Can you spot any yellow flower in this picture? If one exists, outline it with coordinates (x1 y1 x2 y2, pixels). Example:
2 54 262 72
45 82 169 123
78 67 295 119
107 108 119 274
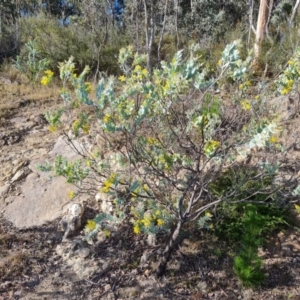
41 70 54 86
294 204 300 214
103 229 111 237
49 125 56 132
205 211 212 218
286 79 294 87
103 114 111 123
204 140 220 156
84 82 92 93
141 68 148 77
82 124 90 135
269 136 278 143
100 173 117 193
281 88 290 95
163 81 170 92
157 219 164 226
86 159 91 167
133 224 141 234
119 75 126 82
134 65 142 73
85 219 97 232
288 60 294 65
241 100 251 111
101 181 112 193
44 70 54 77
245 80 252 87
155 209 161 216
147 137 158 145
68 191 75 199
41 76 51 86
255 95 260 100
142 217 151 228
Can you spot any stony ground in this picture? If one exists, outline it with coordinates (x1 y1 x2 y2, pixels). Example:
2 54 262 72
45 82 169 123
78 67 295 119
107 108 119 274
1 75 300 299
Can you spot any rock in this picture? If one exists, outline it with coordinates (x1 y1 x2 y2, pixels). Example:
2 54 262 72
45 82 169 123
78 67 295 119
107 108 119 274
48 135 84 160
97 231 107 243
0 184 10 198
2 172 76 228
61 203 85 240
268 95 300 121
30 114 48 125
1 135 85 228
78 248 90 258
147 233 157 246
10 167 31 183
56 238 102 280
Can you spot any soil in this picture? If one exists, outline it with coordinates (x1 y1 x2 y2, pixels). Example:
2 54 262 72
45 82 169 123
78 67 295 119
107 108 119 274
1 76 300 300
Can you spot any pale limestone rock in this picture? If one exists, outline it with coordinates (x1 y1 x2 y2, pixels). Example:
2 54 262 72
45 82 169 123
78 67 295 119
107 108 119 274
10 167 30 183
61 203 85 240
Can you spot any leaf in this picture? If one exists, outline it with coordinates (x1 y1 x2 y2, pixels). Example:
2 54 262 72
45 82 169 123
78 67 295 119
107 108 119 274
130 181 140 192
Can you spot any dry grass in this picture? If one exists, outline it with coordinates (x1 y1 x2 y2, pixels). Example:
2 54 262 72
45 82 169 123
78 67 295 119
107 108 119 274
0 73 61 120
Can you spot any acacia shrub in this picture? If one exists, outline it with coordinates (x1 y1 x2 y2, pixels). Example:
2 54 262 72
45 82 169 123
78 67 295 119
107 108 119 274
39 41 296 277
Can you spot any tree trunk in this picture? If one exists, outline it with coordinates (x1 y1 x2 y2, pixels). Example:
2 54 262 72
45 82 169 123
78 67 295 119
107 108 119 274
254 0 270 59
289 0 300 27
247 0 254 50
156 219 184 277
157 0 169 64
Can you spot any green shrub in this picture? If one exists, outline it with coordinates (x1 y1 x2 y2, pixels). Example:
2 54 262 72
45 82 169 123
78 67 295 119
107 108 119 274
212 167 290 287
37 41 294 278
13 39 50 84
19 15 128 76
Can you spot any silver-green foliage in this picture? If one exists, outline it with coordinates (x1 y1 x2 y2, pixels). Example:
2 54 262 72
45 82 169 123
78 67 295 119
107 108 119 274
42 41 286 275
13 39 49 83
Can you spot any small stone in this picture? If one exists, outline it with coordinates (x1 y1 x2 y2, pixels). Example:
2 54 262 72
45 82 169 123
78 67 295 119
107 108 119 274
293 257 298 263
78 248 90 258
104 284 111 291
147 233 157 246
97 231 107 243
14 290 22 297
282 246 293 256
102 262 109 271
10 169 28 183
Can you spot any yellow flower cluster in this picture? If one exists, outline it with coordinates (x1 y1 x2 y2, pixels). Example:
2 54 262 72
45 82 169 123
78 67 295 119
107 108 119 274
269 136 278 143
239 80 252 91
84 82 92 93
204 140 220 156
85 219 97 232
132 208 165 234
103 114 111 124
240 100 251 111
101 173 117 193
119 75 126 82
82 123 90 135
295 204 300 214
49 125 56 132
281 79 294 95
147 137 159 145
278 52 300 95
41 70 54 86
69 190 75 199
